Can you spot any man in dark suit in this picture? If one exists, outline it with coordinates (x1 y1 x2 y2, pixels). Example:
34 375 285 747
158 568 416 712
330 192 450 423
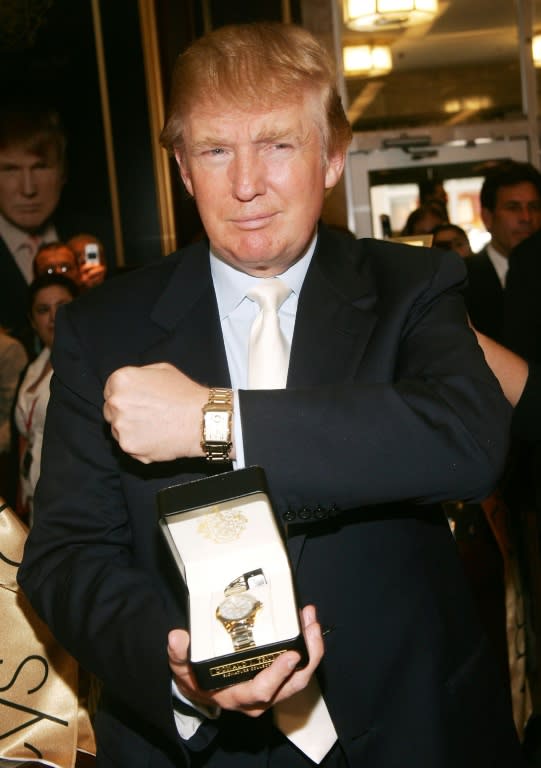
463 162 541 740
19 22 523 768
464 160 541 342
505 228 541 762
505 227 541 362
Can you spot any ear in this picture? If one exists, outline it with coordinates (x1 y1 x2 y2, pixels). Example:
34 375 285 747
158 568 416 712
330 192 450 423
324 150 346 191
480 206 492 232
174 148 194 197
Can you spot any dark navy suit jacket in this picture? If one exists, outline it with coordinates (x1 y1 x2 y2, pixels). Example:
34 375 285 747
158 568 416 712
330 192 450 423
464 247 505 342
19 225 523 767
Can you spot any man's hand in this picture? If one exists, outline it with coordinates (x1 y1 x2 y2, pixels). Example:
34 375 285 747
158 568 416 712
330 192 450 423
167 605 324 717
79 262 107 289
103 363 209 463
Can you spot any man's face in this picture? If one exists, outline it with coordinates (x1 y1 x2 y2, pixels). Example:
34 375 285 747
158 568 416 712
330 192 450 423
0 145 64 233
481 181 541 257
175 98 345 276
34 246 80 283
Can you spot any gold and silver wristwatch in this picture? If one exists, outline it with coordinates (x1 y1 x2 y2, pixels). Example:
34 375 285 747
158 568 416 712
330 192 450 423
215 570 266 652
201 387 233 462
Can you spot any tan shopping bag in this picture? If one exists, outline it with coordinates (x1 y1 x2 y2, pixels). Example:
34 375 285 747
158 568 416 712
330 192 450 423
0 500 96 767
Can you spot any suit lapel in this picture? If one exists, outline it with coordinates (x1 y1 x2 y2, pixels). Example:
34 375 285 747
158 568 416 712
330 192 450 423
136 229 377 390
139 242 231 388
288 226 377 388
286 227 378 568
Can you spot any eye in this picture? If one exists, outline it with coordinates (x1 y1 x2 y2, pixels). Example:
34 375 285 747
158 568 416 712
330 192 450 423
207 147 226 156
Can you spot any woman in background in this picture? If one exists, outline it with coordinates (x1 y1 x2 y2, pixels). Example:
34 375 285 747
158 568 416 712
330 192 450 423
15 273 78 521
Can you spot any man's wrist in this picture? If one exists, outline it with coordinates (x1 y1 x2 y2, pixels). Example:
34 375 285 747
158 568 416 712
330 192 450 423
200 387 233 462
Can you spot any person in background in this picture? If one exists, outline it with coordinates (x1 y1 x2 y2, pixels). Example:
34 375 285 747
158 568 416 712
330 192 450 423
464 160 541 343
15 273 77 522
474 330 532 413
504 224 541 766
67 233 107 289
400 201 448 236
0 328 27 506
418 177 449 219
432 223 473 258
33 241 80 283
505 227 541 363
473 330 541 766
19 21 522 768
0 106 67 354
459 161 541 751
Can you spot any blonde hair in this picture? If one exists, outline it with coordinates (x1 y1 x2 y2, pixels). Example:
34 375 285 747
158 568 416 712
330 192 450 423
160 22 352 160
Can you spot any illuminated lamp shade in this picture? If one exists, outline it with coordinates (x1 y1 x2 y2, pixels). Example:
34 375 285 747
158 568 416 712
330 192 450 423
344 0 438 30
533 34 541 67
343 45 392 75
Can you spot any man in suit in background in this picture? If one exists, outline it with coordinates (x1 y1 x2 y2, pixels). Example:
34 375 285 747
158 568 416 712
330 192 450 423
19 22 523 767
0 108 108 356
504 228 541 763
464 160 541 342
0 106 68 353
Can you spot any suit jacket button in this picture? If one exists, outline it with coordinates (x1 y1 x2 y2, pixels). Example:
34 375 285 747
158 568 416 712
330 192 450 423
299 506 312 520
283 509 296 522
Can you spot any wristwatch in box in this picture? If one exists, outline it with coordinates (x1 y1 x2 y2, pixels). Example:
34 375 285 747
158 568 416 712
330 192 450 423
201 387 233 462
216 592 262 651
216 569 266 651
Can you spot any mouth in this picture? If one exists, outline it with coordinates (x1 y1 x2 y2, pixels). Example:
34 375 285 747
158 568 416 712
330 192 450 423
231 213 276 230
16 205 42 213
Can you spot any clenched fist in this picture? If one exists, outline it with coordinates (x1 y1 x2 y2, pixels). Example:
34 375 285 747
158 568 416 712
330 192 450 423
103 363 210 463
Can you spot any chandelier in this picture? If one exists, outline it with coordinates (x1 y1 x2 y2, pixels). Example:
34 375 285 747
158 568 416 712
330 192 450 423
343 44 392 76
344 0 439 31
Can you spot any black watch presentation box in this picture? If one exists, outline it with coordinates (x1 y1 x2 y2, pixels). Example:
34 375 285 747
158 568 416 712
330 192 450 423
157 466 308 690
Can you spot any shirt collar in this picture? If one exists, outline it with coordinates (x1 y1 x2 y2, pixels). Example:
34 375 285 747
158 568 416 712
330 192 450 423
486 242 508 286
0 213 58 255
210 232 317 321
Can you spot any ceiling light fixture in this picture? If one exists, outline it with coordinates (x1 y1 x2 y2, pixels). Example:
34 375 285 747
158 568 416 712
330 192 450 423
343 44 393 75
533 33 541 67
344 0 438 31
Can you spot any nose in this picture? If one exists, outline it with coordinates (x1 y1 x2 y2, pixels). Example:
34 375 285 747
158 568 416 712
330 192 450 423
229 149 265 201
21 167 37 197
519 204 535 224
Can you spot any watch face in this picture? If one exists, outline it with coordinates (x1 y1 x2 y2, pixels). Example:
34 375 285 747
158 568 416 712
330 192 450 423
218 593 258 621
204 411 229 442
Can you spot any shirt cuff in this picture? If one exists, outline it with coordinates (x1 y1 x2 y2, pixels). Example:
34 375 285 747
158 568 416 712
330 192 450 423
171 678 220 740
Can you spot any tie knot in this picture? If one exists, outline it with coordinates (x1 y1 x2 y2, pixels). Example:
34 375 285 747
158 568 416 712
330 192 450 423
247 278 291 312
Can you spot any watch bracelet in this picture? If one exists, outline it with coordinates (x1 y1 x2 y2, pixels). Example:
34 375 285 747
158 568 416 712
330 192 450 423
230 622 257 650
201 387 233 462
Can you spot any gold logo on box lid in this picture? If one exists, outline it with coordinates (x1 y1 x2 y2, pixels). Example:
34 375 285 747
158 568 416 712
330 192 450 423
198 505 248 543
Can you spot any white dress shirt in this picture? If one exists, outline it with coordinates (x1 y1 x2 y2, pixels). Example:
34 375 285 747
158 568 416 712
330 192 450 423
172 233 316 738
0 213 58 283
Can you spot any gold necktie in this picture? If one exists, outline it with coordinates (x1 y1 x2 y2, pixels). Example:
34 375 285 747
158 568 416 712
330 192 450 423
246 280 338 762
247 279 291 389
